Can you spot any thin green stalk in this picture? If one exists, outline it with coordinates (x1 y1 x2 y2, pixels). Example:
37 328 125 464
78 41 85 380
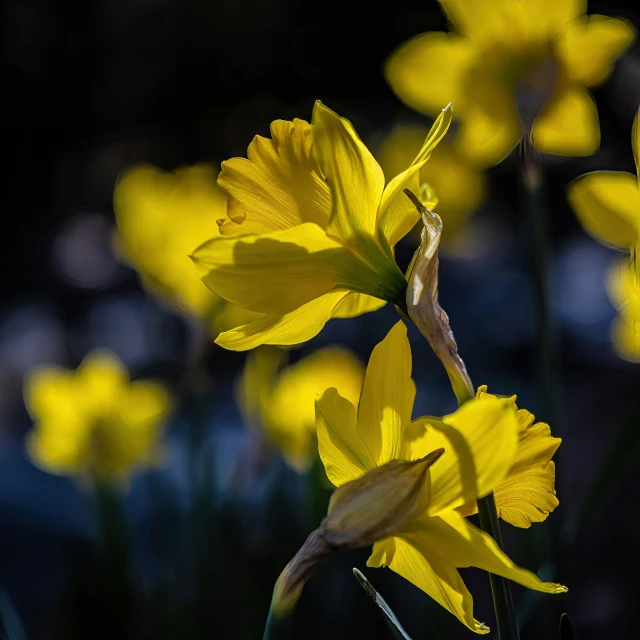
262 607 295 640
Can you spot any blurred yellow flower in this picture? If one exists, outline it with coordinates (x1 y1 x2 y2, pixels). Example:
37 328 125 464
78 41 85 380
386 0 635 166
190 102 452 351
568 107 640 361
607 259 640 361
456 386 561 528
113 163 259 336
316 321 566 634
239 346 364 472
24 351 172 484
377 123 487 244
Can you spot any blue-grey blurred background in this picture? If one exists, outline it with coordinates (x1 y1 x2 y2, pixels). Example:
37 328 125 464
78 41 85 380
3 0 640 638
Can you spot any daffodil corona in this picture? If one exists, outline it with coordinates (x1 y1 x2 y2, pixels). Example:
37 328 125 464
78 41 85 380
386 0 635 166
191 101 452 350
24 351 172 485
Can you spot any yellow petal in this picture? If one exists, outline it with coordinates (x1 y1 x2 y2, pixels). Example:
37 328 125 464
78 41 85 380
191 223 369 315
406 396 519 515
316 387 376 486
330 293 386 319
567 171 640 249
612 310 640 362
311 102 385 243
509 413 561 476
533 83 600 156
217 119 331 235
378 105 453 248
493 463 559 528
405 511 567 594
607 258 640 311
266 347 364 473
77 351 129 414
385 32 474 117
24 366 78 423
215 290 351 351
356 321 415 465
368 537 489 634
556 15 635 87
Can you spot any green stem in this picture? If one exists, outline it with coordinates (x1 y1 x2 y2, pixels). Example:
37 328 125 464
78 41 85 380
477 495 520 640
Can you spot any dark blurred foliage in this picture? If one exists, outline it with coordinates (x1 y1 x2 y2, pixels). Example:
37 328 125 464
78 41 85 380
3 1 640 639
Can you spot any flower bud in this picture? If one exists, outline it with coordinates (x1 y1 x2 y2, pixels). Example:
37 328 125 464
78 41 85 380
404 190 474 404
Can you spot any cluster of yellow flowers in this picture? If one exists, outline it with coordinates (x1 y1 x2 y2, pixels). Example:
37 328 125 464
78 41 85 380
21 0 639 635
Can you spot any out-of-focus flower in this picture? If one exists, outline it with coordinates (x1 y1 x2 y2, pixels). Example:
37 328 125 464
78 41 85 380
190 102 452 351
24 351 172 485
239 346 364 472
386 0 635 166
113 164 260 336
314 321 566 633
456 386 561 528
377 123 487 245
568 107 640 360
607 259 640 361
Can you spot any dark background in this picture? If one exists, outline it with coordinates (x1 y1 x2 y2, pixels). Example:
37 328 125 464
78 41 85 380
3 0 640 638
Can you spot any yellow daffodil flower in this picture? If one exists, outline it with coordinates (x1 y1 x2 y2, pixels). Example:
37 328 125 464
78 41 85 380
190 101 452 351
114 164 260 335
607 259 640 361
456 386 560 528
316 321 566 634
568 107 640 360
24 351 172 484
239 346 364 472
386 0 635 166
377 122 487 245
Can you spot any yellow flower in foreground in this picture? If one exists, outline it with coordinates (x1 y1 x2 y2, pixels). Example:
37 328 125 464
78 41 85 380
456 386 560 528
114 164 259 335
377 123 486 244
316 322 566 633
239 346 364 472
386 0 634 166
24 351 172 484
190 101 452 351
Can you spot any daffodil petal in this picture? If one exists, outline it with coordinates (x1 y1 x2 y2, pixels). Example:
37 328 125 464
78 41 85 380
633 108 640 181
217 119 331 235
509 414 561 476
378 105 453 247
24 367 80 425
385 32 474 117
612 310 640 362
492 463 559 528
192 223 370 315
533 83 600 156
356 321 415 466
330 293 386 319
368 537 489 634
406 396 519 515
317 387 376 485
215 290 350 351
312 101 386 243
403 511 567 594
556 15 635 87
567 171 640 249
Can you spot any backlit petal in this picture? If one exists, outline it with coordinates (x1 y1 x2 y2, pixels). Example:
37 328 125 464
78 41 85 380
356 321 415 465
378 105 453 248
406 396 519 515
317 387 376 486
556 15 635 87
633 108 640 180
215 290 350 351
385 32 475 117
330 293 386 319
192 223 369 315
217 119 331 235
368 536 489 634
533 83 600 156
567 171 640 249
312 102 386 243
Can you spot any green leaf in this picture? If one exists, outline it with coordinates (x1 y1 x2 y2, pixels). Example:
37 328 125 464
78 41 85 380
352 568 413 640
